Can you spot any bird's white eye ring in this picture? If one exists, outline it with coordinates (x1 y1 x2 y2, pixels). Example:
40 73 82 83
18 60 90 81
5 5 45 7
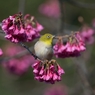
47 35 50 38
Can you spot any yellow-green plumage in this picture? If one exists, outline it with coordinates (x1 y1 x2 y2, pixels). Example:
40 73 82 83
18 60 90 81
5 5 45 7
34 33 54 60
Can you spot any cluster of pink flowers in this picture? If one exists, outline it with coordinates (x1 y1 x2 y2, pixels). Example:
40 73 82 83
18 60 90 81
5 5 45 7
2 44 35 75
1 13 43 43
39 0 60 18
1 12 88 84
32 60 65 84
80 27 94 44
53 32 86 58
3 56 32 75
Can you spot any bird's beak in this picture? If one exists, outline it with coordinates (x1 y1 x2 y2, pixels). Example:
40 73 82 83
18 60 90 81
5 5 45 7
52 35 55 39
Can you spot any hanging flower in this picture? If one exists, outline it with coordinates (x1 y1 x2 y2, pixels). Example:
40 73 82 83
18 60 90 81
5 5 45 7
1 13 44 43
24 14 44 41
53 32 86 58
2 13 27 43
32 60 65 84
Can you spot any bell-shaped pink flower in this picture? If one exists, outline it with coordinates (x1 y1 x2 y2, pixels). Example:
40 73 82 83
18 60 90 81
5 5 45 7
32 60 65 84
57 64 65 75
2 13 27 43
53 32 86 58
1 13 44 43
24 15 43 42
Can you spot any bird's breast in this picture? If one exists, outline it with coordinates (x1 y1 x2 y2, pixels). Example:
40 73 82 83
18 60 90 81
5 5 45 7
34 41 53 60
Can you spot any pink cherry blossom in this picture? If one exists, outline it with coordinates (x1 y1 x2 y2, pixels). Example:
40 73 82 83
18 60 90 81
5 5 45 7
53 32 86 58
39 0 60 18
32 60 65 84
24 15 44 42
2 13 27 43
57 64 65 75
1 13 43 43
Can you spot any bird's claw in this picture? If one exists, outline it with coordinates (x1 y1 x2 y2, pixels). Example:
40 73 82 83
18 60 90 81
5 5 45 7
49 59 56 64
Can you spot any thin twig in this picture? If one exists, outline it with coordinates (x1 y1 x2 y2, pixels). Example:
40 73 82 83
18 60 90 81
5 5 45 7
0 23 2 27
59 0 65 34
0 30 6 40
0 46 34 62
19 42 39 60
18 0 26 14
0 30 5 34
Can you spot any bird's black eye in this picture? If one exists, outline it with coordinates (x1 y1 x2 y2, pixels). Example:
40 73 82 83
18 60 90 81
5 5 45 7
47 35 50 38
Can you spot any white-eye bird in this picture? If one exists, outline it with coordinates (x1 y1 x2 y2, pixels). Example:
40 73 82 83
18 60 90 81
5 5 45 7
34 33 54 60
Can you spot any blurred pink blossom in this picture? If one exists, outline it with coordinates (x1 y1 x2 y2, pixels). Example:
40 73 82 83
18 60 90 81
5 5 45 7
2 44 35 75
80 27 94 44
39 0 60 18
53 32 86 58
1 13 43 43
44 84 68 95
0 49 3 56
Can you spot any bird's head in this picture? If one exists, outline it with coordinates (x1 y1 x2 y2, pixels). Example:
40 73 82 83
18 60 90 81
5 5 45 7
39 33 55 46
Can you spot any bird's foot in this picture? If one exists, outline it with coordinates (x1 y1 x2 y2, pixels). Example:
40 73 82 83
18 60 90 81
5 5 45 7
42 59 57 65
48 59 56 64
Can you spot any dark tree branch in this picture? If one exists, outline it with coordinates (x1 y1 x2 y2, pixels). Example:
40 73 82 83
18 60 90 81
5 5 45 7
19 42 39 60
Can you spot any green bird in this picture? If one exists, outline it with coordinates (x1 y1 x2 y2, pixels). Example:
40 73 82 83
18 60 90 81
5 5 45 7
34 33 55 60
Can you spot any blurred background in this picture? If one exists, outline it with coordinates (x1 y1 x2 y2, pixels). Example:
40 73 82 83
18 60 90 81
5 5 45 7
0 0 95 95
